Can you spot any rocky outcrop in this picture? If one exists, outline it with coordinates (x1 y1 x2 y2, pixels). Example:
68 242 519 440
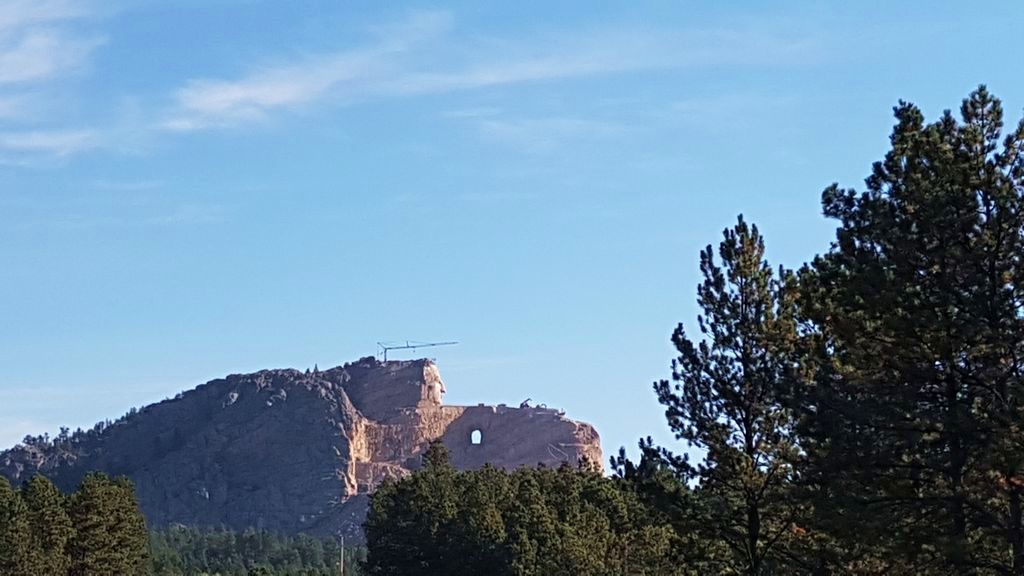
0 357 602 540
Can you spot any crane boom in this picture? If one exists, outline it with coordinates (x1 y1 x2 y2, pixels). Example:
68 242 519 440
376 340 458 362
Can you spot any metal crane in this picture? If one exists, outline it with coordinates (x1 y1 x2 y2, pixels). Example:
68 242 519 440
376 340 458 362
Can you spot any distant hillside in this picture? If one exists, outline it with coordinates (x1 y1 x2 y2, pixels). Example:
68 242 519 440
0 357 601 540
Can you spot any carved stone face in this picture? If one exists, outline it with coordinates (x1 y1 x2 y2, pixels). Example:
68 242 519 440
425 380 445 404
423 364 446 405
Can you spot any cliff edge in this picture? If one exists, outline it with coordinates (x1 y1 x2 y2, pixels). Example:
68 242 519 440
0 357 602 540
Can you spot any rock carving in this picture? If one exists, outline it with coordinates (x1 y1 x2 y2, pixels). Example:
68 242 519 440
0 357 602 541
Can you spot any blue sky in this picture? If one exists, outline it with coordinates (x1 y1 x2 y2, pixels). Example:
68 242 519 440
2 1 1024 461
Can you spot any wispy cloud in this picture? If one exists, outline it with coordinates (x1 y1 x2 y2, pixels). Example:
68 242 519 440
0 0 103 85
0 0 106 161
0 8 830 160
161 11 452 131
0 29 104 84
162 51 376 131
0 128 99 155
161 12 823 132
0 0 89 32
0 101 155 163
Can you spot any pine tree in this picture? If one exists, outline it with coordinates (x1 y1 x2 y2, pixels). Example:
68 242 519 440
67 472 149 576
798 86 1024 574
111 476 149 573
21 474 73 575
0 477 33 576
651 216 804 575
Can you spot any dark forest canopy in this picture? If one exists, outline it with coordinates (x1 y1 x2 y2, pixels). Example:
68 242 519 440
363 442 687 576
0 471 360 575
149 526 363 576
1 472 148 575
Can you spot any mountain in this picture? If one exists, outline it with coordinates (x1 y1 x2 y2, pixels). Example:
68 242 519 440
0 357 602 540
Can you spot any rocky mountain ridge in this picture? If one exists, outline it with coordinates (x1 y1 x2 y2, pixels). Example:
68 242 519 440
0 357 602 540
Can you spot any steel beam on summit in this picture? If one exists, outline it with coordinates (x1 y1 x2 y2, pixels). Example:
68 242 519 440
376 340 458 362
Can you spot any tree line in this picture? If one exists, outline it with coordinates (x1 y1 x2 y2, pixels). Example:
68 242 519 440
0 472 147 575
150 526 363 575
1 472 360 575
364 444 684 575
363 87 1024 575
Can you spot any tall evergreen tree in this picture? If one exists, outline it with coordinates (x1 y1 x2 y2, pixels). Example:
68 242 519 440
112 476 149 572
798 86 1024 574
67 472 149 576
21 474 73 575
0 477 33 576
651 216 805 575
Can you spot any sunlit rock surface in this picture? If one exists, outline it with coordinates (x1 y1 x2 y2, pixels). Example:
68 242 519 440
0 357 602 540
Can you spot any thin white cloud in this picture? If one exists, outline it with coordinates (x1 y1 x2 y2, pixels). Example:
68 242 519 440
161 13 824 132
161 11 451 131
0 129 99 155
0 0 104 160
0 9 829 161
162 50 380 131
0 0 88 32
0 99 152 163
0 28 105 84
0 0 103 86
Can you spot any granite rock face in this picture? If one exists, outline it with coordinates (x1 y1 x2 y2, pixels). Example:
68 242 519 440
0 358 602 539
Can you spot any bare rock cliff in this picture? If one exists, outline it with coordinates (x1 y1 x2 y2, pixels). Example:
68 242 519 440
0 358 602 539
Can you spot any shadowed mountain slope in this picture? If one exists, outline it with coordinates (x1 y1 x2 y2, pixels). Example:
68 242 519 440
1 357 602 540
